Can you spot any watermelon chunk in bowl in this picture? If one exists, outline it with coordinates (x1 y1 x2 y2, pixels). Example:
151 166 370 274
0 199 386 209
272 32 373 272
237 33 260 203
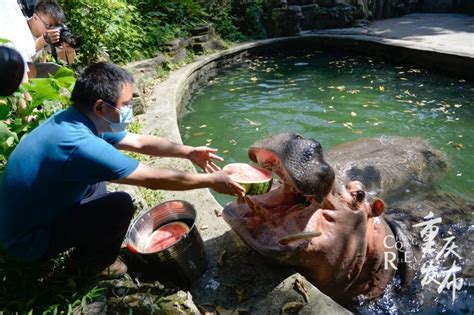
223 163 273 195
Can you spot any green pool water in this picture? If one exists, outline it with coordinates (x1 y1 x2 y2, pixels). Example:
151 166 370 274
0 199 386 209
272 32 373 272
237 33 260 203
179 51 474 206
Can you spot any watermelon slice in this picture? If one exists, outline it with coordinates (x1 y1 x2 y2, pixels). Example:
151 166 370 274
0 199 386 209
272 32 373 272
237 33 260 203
223 163 273 195
143 221 190 253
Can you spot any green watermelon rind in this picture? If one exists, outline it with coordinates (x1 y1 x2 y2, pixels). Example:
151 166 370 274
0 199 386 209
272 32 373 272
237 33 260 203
223 163 273 196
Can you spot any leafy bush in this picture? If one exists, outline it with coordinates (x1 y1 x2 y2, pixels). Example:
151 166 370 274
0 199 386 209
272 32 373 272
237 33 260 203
0 67 75 175
58 0 147 65
201 0 243 41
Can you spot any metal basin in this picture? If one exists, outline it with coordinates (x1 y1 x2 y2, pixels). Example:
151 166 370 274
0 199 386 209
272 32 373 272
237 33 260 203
126 200 207 283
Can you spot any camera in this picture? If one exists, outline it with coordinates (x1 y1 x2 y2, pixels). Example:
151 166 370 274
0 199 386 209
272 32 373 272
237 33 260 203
55 23 81 48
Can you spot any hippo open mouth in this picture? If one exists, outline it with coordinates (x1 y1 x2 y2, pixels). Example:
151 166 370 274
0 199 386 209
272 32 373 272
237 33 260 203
223 133 337 260
223 133 396 305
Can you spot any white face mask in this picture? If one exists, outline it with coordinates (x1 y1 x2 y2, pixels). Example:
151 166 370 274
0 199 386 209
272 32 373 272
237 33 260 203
102 102 133 133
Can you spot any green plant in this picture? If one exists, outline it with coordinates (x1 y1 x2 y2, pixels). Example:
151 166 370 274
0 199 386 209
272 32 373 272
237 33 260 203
59 0 147 65
0 67 75 175
201 0 243 41
0 250 104 313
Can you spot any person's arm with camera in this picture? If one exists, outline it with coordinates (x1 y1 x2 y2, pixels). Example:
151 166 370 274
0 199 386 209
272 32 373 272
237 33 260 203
36 28 60 52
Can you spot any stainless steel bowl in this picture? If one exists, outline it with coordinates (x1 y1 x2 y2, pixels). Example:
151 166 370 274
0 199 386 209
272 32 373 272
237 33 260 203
126 200 207 282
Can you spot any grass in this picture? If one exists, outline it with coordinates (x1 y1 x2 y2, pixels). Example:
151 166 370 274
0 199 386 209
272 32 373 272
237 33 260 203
0 251 104 314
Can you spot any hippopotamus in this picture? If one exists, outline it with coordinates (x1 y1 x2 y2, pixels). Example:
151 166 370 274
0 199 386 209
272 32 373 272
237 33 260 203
223 133 472 309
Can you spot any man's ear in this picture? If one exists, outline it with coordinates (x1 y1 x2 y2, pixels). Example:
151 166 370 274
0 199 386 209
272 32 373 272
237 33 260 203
370 198 385 217
93 99 105 116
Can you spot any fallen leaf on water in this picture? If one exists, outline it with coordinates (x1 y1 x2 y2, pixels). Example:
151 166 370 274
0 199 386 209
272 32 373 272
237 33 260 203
363 104 369 107
454 104 462 108
200 124 207 128
245 118 261 126
453 143 464 150
400 77 408 80
459 79 466 83
192 132 205 136
347 89 360 94
282 301 305 313
185 126 191 130
379 86 385 92
352 130 364 134
327 120 336 124
336 86 345 91
229 139 237 145
250 77 258 82
223 150 230 153
218 250 227 267
351 112 357 117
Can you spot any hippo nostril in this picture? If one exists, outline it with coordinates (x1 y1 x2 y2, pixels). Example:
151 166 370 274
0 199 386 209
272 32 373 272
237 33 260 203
354 190 365 202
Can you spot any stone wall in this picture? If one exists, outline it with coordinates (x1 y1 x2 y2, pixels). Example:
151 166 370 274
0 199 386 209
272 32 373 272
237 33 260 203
265 0 474 36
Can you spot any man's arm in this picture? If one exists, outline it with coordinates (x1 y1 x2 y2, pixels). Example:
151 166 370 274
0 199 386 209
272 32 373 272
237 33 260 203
112 163 245 197
116 133 222 173
116 133 193 158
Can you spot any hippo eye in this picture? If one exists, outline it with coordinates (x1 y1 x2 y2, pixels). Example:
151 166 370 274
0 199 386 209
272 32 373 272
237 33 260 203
294 134 303 139
352 190 365 202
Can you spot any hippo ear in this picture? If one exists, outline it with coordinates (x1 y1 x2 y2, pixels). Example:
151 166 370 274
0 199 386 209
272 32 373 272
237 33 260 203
370 198 385 217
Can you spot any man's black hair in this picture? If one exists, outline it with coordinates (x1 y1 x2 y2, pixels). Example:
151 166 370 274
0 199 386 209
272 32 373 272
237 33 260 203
34 0 65 24
71 62 134 113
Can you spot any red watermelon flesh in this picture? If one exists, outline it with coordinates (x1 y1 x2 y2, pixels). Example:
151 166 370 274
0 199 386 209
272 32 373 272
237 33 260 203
224 163 271 182
143 221 190 253
223 163 273 195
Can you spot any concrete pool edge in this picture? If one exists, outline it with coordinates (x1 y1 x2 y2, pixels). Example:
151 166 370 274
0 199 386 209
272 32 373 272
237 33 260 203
133 33 472 312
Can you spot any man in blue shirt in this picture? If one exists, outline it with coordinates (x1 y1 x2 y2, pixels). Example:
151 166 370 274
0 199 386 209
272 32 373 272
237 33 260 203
0 62 245 278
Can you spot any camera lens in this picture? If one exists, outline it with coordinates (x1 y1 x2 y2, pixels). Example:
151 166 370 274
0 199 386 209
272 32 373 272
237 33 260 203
57 24 81 48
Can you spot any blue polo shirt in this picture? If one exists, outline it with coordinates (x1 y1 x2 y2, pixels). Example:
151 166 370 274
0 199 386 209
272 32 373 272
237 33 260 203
0 106 139 261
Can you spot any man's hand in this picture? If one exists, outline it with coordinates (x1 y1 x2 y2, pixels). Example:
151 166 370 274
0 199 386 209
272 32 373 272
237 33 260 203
188 146 223 173
43 29 60 45
209 170 246 197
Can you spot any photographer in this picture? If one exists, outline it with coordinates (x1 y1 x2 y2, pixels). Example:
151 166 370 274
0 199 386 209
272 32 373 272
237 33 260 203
25 0 77 76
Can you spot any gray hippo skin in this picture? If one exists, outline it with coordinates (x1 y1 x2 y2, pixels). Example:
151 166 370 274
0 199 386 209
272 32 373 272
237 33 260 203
325 136 448 203
223 133 471 309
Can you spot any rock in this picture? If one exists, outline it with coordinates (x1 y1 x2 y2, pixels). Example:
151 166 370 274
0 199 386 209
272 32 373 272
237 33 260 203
270 7 303 36
191 34 209 43
131 95 145 115
192 38 225 54
316 0 335 7
165 38 187 52
422 0 457 12
172 48 188 65
207 38 226 51
159 291 200 314
311 4 357 29
191 24 215 36
300 4 320 29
